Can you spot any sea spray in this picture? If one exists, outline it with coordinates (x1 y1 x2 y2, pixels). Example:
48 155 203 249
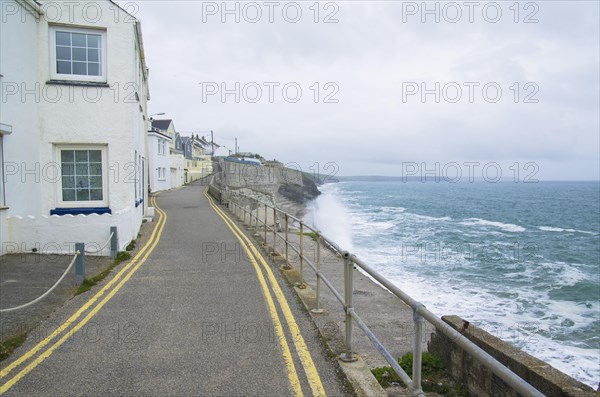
304 186 354 251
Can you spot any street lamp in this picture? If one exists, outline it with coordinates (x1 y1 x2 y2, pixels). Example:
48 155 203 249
148 112 165 120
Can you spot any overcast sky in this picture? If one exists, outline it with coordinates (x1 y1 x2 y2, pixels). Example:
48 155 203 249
136 1 599 180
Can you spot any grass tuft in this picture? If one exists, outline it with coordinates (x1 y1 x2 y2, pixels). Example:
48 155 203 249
0 333 27 361
371 352 468 396
74 251 131 296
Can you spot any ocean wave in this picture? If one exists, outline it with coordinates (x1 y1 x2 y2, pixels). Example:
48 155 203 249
462 218 526 233
539 226 596 235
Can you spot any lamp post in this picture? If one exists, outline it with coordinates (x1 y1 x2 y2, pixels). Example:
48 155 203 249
148 112 165 120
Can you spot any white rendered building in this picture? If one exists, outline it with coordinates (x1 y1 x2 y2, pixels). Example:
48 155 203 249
0 0 150 255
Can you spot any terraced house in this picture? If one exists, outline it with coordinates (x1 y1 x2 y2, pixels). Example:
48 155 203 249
0 0 150 255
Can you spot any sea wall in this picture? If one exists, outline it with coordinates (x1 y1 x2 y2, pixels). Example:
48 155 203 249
213 159 319 217
428 315 597 397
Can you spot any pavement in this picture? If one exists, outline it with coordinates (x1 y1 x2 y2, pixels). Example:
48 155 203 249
1 253 114 345
0 182 353 397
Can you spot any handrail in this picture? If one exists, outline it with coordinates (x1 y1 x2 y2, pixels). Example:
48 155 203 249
0 251 80 313
211 184 546 397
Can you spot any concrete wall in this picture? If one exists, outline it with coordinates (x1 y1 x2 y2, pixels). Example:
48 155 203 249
1 0 149 254
428 315 597 397
220 160 303 194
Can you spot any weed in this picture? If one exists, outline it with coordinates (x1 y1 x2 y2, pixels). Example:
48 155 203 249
371 352 468 396
0 333 26 361
74 251 131 296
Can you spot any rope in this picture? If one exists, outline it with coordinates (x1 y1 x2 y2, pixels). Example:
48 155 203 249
0 251 80 313
84 232 114 254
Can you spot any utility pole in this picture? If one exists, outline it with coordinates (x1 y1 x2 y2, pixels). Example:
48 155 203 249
211 130 214 156
235 137 238 155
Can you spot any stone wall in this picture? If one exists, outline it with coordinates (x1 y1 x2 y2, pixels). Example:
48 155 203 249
428 315 597 397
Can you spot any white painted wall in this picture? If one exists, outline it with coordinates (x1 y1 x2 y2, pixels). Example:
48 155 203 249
148 132 171 192
169 153 185 189
1 0 150 254
0 0 42 254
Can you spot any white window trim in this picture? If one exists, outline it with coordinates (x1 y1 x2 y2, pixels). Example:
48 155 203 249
55 145 109 208
49 26 107 83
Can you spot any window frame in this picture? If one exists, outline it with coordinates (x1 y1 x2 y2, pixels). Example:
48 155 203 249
55 145 108 208
49 26 107 83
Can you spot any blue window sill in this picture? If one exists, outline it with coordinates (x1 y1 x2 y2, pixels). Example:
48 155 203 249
51 207 112 216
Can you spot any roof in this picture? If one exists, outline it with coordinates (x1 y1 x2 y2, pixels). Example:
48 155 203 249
148 128 172 140
151 119 172 131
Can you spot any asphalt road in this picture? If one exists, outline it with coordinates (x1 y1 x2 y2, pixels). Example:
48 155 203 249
0 182 351 397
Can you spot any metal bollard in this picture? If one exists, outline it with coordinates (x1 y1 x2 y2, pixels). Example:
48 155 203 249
110 226 118 260
341 251 356 361
75 242 85 285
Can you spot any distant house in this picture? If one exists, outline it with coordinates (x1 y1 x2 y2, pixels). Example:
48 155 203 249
181 135 213 183
148 119 184 192
0 0 150 255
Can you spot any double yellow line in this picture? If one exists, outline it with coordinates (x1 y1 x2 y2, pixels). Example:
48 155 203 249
204 190 326 397
0 196 167 394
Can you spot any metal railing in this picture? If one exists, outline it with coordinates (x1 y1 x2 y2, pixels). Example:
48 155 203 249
215 186 545 397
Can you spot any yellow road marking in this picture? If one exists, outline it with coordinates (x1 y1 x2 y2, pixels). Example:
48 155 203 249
204 191 303 397
205 190 327 397
0 197 167 394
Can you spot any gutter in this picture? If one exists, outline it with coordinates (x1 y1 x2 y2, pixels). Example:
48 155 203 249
17 0 43 15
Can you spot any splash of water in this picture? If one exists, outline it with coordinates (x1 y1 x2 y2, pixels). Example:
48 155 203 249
305 187 354 251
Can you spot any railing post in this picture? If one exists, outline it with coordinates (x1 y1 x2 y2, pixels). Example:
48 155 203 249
285 214 289 263
298 223 305 288
263 203 268 245
311 236 324 314
75 242 85 285
255 205 259 231
110 226 118 260
413 308 425 392
341 251 356 362
272 207 277 255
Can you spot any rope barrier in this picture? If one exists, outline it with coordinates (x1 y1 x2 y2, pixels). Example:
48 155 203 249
84 232 114 255
0 251 80 313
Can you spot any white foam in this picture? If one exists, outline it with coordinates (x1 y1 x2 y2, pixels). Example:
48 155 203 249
462 218 526 232
305 190 354 251
539 226 596 235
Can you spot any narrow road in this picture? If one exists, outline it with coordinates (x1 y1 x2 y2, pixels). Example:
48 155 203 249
0 182 350 396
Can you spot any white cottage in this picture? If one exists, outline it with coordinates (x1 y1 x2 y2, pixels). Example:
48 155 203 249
147 119 184 192
0 0 150 255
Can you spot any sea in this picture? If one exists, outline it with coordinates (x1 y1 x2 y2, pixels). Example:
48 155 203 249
305 180 599 388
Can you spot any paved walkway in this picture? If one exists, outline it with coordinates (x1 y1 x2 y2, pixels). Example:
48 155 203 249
0 183 351 396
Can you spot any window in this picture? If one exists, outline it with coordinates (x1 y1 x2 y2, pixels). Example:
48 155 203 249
58 146 107 207
158 167 166 180
50 26 106 82
157 139 166 155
